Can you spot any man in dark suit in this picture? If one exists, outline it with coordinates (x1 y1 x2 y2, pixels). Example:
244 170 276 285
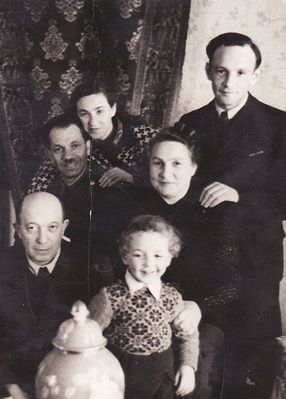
0 192 87 399
175 32 286 398
28 114 92 260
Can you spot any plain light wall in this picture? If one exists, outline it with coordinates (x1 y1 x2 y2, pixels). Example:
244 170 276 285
173 0 286 123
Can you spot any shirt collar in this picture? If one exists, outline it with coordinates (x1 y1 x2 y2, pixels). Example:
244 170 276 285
215 93 248 119
59 164 88 189
26 248 61 276
125 269 162 300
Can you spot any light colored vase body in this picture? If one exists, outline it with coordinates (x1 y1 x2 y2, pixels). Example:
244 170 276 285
35 301 125 399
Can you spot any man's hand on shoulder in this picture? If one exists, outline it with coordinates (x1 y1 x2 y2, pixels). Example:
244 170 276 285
6 384 32 399
173 301 201 334
199 182 239 208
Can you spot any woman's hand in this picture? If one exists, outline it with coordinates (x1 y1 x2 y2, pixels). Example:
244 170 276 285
173 301 201 334
175 365 195 396
99 167 134 187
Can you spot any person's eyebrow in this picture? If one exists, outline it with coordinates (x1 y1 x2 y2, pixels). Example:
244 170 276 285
151 155 185 160
79 104 105 110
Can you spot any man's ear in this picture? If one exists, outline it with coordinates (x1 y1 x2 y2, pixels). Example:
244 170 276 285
251 67 261 86
62 219 69 235
61 219 70 242
111 103 117 118
86 139 91 156
48 149 56 166
15 224 22 240
205 62 212 81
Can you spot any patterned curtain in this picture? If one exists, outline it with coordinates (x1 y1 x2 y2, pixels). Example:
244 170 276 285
0 0 36 202
0 0 191 200
23 0 100 124
0 0 101 200
96 0 191 126
129 0 191 127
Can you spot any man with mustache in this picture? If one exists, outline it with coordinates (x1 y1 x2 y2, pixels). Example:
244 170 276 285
30 114 92 265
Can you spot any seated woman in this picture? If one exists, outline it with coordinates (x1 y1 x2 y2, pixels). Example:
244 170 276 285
28 77 158 192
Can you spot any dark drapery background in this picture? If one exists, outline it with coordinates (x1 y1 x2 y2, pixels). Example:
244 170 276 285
0 0 191 209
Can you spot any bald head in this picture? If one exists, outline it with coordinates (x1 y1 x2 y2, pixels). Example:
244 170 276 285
16 193 69 266
18 192 64 222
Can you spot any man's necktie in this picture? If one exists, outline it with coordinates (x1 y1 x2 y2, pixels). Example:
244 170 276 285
216 111 229 174
218 111 229 127
37 266 50 279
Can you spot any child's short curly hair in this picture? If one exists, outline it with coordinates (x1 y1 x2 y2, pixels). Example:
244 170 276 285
118 215 182 258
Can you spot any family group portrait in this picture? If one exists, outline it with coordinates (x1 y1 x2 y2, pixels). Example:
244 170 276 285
1 0 286 398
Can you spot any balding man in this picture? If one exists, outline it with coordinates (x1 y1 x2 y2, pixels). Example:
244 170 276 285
0 192 87 399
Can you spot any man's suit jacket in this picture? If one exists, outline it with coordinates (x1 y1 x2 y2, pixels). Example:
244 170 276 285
0 242 88 391
175 94 286 221
46 170 91 263
175 94 286 339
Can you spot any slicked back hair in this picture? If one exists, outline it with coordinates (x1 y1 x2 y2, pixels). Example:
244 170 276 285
206 32 262 70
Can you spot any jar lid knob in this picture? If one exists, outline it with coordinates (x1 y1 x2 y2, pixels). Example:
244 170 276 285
71 300 90 323
52 300 106 351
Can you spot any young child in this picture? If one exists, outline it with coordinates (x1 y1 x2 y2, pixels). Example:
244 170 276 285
89 215 199 399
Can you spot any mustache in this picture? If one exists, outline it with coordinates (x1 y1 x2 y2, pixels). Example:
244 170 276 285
64 158 77 165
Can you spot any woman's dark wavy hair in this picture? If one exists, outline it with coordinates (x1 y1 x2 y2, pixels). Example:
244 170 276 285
149 127 200 165
70 75 147 126
70 75 118 108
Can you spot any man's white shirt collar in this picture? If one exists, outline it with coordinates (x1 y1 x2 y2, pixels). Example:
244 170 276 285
26 248 61 276
215 93 248 119
125 269 161 300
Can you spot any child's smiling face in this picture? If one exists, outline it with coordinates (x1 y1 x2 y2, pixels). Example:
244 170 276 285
122 231 173 284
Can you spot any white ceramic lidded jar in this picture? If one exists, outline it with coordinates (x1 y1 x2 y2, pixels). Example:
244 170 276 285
35 301 125 399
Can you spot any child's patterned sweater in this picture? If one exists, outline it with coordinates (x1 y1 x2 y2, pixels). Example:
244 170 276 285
89 279 199 370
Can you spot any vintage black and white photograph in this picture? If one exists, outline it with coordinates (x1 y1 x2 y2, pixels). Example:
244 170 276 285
1 1 286 398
